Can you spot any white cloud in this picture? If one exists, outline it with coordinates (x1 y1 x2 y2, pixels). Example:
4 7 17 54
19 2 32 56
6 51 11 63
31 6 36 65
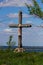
7 13 32 18
23 14 32 18
3 28 18 34
4 28 12 33
26 21 32 24
37 28 43 35
0 0 33 7
7 13 18 18
8 21 15 24
0 22 7 28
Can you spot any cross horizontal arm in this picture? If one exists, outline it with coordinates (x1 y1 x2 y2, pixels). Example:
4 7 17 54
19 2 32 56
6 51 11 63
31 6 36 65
9 24 32 28
22 24 32 28
9 24 18 28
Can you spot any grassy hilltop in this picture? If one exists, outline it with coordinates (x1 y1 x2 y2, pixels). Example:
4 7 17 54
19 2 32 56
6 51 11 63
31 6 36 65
0 50 43 65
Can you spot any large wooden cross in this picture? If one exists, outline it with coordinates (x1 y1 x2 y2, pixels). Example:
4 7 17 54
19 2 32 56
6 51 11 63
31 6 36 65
9 11 32 48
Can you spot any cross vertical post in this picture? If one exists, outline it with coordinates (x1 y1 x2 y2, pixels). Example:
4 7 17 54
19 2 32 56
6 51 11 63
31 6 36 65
18 11 22 48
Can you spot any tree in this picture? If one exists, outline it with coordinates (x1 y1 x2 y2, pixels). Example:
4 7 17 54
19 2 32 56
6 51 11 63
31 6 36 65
7 35 16 50
26 0 43 19
41 0 43 3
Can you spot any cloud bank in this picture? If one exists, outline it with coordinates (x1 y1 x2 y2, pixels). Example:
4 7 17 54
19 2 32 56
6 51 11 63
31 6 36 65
0 0 33 7
7 13 33 18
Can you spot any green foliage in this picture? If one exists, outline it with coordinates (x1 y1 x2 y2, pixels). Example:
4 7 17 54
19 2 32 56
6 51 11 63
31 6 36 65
41 0 43 3
26 0 43 19
7 35 16 50
0 50 43 65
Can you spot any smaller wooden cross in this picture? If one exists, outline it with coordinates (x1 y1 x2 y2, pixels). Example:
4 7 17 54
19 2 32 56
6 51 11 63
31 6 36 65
9 11 32 49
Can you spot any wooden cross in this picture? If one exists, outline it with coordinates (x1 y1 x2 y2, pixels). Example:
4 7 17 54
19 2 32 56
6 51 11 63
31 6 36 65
9 11 32 48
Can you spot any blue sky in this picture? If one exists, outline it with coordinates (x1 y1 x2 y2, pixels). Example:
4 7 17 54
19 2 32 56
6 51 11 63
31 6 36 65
0 0 43 46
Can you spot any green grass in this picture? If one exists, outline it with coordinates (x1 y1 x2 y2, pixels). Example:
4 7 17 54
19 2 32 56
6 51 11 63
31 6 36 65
0 50 43 65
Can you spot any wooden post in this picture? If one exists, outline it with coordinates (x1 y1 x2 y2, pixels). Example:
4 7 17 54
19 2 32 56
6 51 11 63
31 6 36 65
18 11 22 48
